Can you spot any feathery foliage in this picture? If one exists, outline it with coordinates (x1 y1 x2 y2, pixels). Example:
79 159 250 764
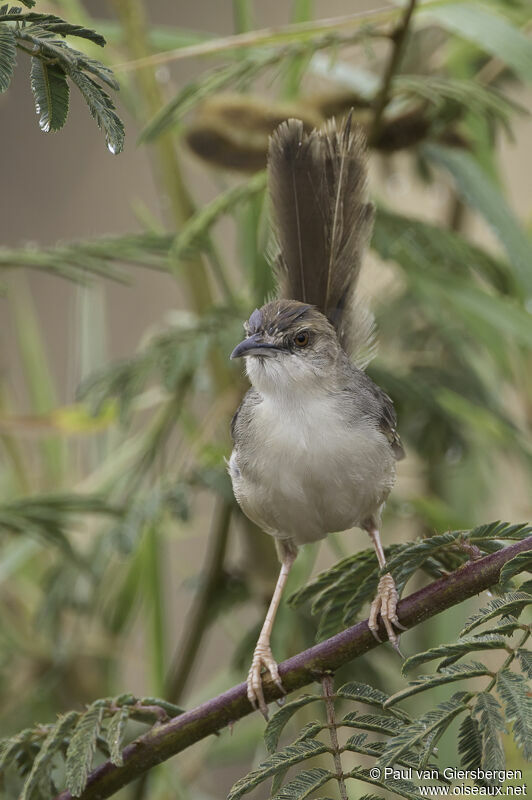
0 2 123 149
0 695 183 798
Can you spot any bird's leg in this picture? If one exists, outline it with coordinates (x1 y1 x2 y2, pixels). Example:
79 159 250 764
367 527 406 654
247 541 297 719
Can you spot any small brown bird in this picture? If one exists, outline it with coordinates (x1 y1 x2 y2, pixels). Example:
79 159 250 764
229 116 405 718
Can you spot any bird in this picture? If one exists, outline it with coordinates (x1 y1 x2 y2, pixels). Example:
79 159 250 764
228 114 405 718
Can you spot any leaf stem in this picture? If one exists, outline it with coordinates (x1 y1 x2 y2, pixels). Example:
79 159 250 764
484 627 530 694
165 498 233 703
322 673 348 800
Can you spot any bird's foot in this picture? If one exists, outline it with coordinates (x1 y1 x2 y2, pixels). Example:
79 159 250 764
368 573 407 655
247 641 285 719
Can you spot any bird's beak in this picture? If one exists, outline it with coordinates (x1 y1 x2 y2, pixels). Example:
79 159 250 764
230 333 279 359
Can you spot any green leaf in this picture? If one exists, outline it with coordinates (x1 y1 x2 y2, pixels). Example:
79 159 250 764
139 59 257 142
460 593 532 635
271 767 333 799
264 694 322 754
373 207 514 294
227 740 329 800
342 713 404 737
288 548 376 610
377 694 469 770
393 74 522 134
517 649 532 679
420 4 532 82
458 714 483 774
384 532 460 588
20 712 78 800
385 663 493 707
499 553 532 586
336 681 405 715
347 767 420 800
30 59 69 132
467 521 532 542
0 25 16 93
0 727 38 771
424 146 532 296
479 620 524 638
496 669 532 759
68 69 124 154
18 13 106 45
475 692 506 775
402 634 509 673
106 706 130 767
65 704 104 796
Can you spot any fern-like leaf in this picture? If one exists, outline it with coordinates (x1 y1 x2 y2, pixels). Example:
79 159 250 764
227 740 329 800
347 767 420 800
342 713 404 737
20 712 78 800
264 694 322 754
475 692 506 775
496 669 531 759
425 146 532 295
516 648 532 679
271 767 333 799
402 634 509 673
0 24 16 93
377 693 470 769
68 69 124 154
384 532 460 587
30 58 69 132
460 592 532 636
499 552 532 586
476 619 524 638
458 714 483 774
385 663 492 707
336 681 410 722
467 521 532 542
106 706 130 767
65 703 104 796
373 209 514 295
0 727 38 771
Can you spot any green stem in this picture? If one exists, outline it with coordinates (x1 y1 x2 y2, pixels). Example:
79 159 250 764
111 0 230 392
143 524 166 695
165 498 233 703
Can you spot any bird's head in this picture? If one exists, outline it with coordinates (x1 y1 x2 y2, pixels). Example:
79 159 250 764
230 300 341 396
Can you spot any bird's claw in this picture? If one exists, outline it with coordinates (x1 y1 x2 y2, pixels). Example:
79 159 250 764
368 573 406 655
247 642 285 719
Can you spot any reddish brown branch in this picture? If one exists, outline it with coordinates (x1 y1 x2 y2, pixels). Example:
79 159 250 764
55 535 532 800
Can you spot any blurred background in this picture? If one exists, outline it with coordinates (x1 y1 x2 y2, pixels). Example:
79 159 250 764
0 0 531 797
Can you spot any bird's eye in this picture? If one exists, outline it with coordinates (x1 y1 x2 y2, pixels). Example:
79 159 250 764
293 331 310 348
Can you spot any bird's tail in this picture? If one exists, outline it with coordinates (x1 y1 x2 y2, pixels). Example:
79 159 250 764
267 114 375 365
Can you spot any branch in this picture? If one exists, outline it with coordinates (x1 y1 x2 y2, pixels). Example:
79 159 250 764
369 0 417 145
55 535 532 800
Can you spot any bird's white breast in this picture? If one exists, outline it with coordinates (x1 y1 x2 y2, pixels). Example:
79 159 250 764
229 389 395 545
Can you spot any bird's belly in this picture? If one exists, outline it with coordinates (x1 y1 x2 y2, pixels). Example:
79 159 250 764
229 398 395 544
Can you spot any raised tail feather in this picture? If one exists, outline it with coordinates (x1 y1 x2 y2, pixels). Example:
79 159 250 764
268 114 375 362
